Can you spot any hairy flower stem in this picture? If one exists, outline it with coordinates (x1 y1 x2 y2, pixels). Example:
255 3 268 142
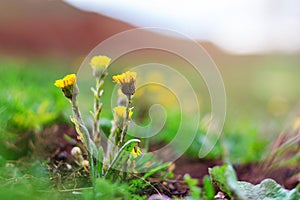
118 95 132 147
92 72 106 142
71 86 84 124
71 85 95 190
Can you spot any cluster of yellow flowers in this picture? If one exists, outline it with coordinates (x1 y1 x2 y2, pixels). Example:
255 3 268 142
54 55 141 160
54 55 112 94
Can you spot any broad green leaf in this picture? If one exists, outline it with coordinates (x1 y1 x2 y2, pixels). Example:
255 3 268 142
134 153 162 171
209 164 300 200
203 175 215 200
238 179 300 200
142 162 170 179
209 164 242 199
96 146 104 178
105 139 140 180
100 118 112 138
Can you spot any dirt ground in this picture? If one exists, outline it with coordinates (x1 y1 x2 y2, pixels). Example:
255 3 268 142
33 123 299 196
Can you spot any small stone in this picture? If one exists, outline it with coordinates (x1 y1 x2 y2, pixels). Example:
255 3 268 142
214 191 228 200
58 152 67 161
66 164 72 170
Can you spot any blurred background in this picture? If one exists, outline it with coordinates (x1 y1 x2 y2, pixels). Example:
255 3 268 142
1 0 300 161
1 1 300 198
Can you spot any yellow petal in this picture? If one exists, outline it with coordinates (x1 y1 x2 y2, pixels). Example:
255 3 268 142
90 55 111 69
54 74 76 89
113 71 136 84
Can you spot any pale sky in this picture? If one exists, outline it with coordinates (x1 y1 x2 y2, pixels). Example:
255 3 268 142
64 0 300 54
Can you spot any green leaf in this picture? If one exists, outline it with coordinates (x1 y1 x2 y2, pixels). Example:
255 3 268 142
209 164 300 200
203 175 215 200
142 162 170 179
96 146 104 178
0 155 6 167
209 164 239 199
238 179 300 200
63 134 76 145
105 139 140 180
83 178 131 200
100 118 112 138
134 153 162 171
184 174 201 200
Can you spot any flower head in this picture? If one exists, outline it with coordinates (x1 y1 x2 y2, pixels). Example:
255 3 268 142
113 71 136 96
90 55 111 69
131 146 142 158
90 55 111 77
54 74 76 89
82 160 89 168
54 74 76 99
71 146 82 157
113 106 133 119
113 71 136 85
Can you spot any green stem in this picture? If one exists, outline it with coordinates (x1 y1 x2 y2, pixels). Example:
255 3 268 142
145 138 150 152
118 95 132 147
92 78 102 140
71 86 83 125
92 71 107 143
71 85 95 198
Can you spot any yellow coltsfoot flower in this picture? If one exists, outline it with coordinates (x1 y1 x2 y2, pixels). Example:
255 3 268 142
54 74 76 88
54 74 76 99
131 146 142 158
113 71 136 96
113 106 133 129
90 55 111 69
113 106 133 119
90 55 111 77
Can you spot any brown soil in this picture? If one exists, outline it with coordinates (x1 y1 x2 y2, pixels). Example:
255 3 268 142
35 123 300 194
174 156 222 185
33 123 81 162
174 156 300 190
235 163 300 190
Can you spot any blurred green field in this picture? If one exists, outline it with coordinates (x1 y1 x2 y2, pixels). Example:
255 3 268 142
0 58 70 158
1 55 299 163
0 59 66 130
0 55 299 199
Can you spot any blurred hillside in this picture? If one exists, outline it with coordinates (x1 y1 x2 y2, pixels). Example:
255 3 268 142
0 0 249 59
0 0 135 57
1 0 300 137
